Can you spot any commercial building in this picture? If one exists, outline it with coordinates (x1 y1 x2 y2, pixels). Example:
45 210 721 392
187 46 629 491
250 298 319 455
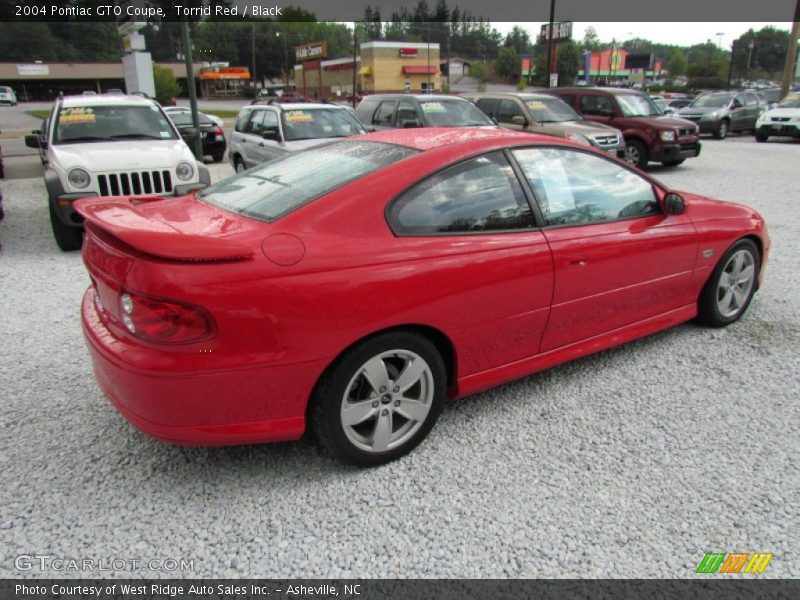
578 49 665 84
292 41 441 98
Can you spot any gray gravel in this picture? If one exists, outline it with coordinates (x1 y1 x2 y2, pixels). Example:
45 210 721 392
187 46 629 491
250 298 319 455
0 140 798 579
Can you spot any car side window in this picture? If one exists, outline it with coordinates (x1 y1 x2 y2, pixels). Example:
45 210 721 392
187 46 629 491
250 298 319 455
374 101 397 126
558 94 577 108
388 152 534 235
580 95 614 116
497 99 525 123
476 98 499 118
745 92 758 106
396 101 421 128
512 147 659 227
733 93 746 107
235 110 251 132
246 109 266 135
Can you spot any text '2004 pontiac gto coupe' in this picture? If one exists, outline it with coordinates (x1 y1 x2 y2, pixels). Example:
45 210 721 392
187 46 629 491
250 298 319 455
77 128 769 466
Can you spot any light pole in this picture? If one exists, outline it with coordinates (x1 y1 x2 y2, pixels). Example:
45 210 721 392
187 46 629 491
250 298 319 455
545 0 555 88
716 32 724 50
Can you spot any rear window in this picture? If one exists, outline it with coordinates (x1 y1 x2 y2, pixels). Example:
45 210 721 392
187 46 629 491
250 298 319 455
197 141 418 222
280 108 366 141
418 99 495 127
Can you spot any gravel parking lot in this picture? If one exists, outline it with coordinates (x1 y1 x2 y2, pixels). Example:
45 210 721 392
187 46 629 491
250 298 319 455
0 140 798 579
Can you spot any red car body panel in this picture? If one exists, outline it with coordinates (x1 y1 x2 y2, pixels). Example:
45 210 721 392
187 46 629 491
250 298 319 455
76 128 769 445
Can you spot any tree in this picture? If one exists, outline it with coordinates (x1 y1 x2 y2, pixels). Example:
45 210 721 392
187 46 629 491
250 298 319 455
468 61 487 83
494 46 519 82
504 26 531 55
581 26 602 52
557 41 580 85
153 65 180 105
665 48 688 77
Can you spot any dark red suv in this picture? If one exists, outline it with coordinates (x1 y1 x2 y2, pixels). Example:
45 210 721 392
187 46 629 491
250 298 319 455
546 87 701 169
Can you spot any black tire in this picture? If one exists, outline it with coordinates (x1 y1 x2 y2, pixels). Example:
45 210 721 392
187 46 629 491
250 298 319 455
755 132 769 143
49 202 83 251
624 139 648 169
697 238 760 328
0 164 4 179
714 119 729 140
310 331 446 466
662 159 685 167
212 153 224 163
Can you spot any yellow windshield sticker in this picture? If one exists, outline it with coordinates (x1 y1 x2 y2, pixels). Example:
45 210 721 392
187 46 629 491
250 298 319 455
421 102 446 113
60 107 96 124
284 111 314 123
526 101 547 110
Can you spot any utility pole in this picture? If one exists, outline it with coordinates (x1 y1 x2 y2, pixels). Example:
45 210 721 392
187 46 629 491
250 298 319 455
180 19 202 160
251 23 257 99
780 0 800 99
352 23 358 108
726 41 737 90
545 0 555 88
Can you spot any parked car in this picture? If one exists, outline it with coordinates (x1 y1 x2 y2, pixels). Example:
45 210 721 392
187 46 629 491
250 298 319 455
25 93 210 251
168 111 226 162
754 91 800 142
355 94 496 130
653 98 692 115
0 86 17 106
676 91 762 139
75 127 768 466
545 87 701 169
757 88 783 110
0 136 4 179
228 102 367 171
163 106 224 128
463 92 625 158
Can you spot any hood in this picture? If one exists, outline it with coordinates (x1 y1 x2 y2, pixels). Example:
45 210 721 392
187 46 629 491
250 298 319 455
760 107 800 119
678 106 729 117
681 191 762 222
549 120 622 138
649 115 700 127
50 140 195 172
283 137 347 152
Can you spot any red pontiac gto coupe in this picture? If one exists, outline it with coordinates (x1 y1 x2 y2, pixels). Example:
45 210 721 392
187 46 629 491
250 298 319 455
77 128 769 465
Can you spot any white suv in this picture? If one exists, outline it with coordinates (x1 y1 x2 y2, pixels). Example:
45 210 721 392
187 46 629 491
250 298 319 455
26 94 210 250
0 86 17 105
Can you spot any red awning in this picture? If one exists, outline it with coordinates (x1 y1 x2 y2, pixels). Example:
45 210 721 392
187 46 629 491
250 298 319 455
402 66 438 75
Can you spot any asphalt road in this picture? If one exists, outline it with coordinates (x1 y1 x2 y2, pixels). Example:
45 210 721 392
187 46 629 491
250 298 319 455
0 137 798 579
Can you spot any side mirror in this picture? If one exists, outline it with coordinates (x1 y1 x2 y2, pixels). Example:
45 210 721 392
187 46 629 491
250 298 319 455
365 126 376 133
262 129 281 142
511 115 528 127
25 134 44 149
663 192 685 215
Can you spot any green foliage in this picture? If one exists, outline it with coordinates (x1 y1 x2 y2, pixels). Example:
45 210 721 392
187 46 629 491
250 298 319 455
687 76 727 90
505 26 532 55
494 46 519 81
557 41 580 85
152 65 180 105
581 26 602 52
517 78 527 91
665 49 688 77
0 22 121 62
468 61 488 83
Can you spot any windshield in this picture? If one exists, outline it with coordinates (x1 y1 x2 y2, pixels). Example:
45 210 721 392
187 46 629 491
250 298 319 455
419 99 495 126
0 86 12 94
524 97 581 122
53 105 178 144
690 94 733 108
778 93 800 108
280 108 366 141
616 95 661 117
198 141 418 222
652 99 667 110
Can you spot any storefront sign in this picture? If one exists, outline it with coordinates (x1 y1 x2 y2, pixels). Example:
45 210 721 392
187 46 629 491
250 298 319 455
324 61 355 72
302 60 321 71
17 64 49 76
399 48 419 57
539 21 573 43
295 42 327 61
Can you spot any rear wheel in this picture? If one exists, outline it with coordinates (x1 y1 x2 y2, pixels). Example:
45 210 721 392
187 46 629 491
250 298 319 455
49 202 83 251
234 157 246 173
697 239 760 327
212 152 224 163
755 132 769 143
623 139 648 169
310 332 446 466
714 119 729 140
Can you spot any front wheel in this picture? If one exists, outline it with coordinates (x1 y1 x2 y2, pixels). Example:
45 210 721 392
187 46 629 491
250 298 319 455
310 332 446 466
49 201 83 251
623 140 648 169
714 119 729 140
697 239 760 327
755 132 769 143
234 157 246 173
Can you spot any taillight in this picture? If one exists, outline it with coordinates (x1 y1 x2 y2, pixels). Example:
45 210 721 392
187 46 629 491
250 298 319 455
214 126 224 136
118 290 214 344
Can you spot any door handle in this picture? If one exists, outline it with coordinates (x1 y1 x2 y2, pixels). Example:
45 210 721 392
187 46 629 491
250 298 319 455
258 142 265 147
570 259 588 266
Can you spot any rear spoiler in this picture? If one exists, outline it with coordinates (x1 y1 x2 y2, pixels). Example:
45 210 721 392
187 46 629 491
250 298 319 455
74 197 254 262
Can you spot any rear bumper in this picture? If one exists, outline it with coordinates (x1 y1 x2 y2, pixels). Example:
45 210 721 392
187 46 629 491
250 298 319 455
81 288 317 446
651 141 701 162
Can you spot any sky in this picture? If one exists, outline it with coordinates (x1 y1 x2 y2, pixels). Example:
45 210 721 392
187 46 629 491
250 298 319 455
491 22 793 49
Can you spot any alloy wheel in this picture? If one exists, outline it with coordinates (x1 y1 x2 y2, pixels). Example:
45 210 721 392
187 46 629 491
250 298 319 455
716 249 756 318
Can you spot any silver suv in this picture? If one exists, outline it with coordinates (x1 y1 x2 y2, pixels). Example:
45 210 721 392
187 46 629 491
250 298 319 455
229 102 367 172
